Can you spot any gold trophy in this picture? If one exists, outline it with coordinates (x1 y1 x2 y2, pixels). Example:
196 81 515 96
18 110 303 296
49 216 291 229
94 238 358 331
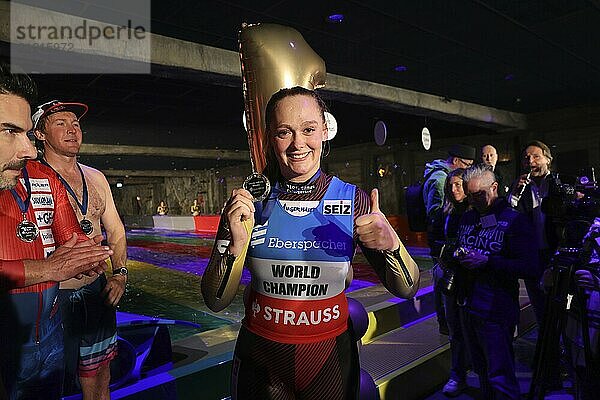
238 23 326 201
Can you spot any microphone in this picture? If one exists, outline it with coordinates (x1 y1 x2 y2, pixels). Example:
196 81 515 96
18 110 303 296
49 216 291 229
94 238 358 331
517 168 532 197
510 167 531 207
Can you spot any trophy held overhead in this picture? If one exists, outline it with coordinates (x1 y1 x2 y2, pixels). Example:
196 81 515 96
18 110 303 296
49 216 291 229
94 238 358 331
239 22 327 201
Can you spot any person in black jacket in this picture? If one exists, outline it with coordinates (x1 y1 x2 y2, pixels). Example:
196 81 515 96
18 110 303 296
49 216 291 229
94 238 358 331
439 168 470 396
508 140 557 328
456 164 540 400
424 144 476 335
481 144 510 195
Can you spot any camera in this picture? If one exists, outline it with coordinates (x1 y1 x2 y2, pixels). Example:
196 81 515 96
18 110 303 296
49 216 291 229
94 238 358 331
530 217 600 398
542 168 600 248
543 168 600 220
541 168 599 300
453 246 470 258
437 241 469 296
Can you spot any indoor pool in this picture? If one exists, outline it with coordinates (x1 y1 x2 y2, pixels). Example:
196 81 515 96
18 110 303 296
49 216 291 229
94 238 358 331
117 228 384 342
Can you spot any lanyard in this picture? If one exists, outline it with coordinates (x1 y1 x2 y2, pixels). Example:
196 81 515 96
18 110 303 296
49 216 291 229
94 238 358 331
41 159 88 216
10 167 32 215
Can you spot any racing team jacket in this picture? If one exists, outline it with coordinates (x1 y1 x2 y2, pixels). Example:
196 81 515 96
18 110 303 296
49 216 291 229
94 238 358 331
0 161 85 345
457 198 540 325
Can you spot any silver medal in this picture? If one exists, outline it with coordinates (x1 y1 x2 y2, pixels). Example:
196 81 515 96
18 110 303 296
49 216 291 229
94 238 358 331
16 219 39 242
80 218 93 235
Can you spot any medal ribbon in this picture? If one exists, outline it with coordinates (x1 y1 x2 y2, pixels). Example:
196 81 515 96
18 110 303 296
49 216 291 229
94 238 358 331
41 159 88 217
10 167 32 217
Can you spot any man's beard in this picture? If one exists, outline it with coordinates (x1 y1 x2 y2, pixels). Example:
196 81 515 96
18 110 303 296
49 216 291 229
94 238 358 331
530 165 547 177
0 160 27 190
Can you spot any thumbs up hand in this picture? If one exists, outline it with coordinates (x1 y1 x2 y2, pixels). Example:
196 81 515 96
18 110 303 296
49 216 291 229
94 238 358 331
355 188 400 251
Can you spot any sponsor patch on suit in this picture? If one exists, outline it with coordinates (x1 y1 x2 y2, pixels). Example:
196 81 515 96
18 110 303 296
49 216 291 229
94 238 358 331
34 210 54 228
39 228 55 245
323 200 352 215
21 178 51 193
31 193 54 209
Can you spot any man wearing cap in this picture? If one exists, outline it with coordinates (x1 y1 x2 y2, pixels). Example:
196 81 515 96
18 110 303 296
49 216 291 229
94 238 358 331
0 63 112 399
33 100 127 400
423 144 476 335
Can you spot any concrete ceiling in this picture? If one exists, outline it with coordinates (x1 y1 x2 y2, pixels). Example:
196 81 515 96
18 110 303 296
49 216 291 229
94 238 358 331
148 0 599 113
2 0 599 171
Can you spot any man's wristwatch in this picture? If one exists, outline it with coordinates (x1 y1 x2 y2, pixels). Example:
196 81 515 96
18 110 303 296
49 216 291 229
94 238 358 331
113 267 129 277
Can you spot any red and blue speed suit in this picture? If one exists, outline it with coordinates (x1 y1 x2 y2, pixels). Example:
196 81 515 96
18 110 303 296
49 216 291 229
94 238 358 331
0 161 86 399
232 175 363 400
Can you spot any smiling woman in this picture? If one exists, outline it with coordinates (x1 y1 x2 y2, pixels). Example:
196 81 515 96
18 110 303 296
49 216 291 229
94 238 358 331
264 88 329 183
201 86 419 400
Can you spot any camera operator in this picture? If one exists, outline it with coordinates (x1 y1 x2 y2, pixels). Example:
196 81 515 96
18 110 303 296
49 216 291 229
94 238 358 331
564 218 600 400
508 140 558 328
456 165 539 399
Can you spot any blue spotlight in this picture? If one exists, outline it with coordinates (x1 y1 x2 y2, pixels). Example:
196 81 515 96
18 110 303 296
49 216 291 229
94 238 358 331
327 14 344 23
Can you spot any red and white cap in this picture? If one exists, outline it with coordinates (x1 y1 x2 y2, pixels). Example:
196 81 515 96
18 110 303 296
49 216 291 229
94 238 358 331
32 99 88 129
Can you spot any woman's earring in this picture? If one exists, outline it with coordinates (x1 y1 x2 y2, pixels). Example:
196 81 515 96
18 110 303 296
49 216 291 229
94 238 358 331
322 140 330 158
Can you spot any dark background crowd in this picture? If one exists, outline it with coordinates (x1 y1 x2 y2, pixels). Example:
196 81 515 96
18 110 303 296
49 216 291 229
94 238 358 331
421 142 600 399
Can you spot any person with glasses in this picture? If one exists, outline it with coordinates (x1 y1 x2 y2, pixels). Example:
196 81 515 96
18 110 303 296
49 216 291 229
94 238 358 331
457 158 474 168
422 144 475 335
454 164 539 399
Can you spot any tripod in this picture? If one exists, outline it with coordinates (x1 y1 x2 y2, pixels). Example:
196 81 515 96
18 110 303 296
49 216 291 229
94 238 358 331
528 258 574 400
528 255 596 400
